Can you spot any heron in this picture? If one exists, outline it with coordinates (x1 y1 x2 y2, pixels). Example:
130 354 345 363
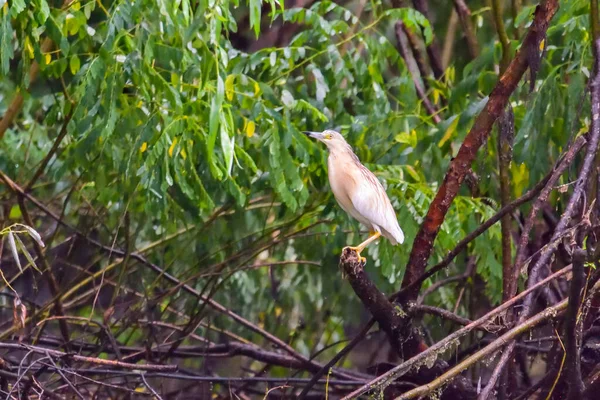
303 129 404 263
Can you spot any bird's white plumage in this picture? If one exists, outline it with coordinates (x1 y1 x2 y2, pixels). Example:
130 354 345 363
350 171 404 245
307 129 404 248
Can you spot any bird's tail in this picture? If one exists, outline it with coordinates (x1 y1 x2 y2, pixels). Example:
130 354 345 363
386 225 405 245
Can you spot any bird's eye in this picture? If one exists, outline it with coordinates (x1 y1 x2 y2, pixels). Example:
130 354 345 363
324 133 332 140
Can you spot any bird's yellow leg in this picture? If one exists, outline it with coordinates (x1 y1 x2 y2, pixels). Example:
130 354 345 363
345 231 381 263
355 231 381 253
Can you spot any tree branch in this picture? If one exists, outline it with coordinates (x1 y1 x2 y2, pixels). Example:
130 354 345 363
497 107 515 302
400 0 559 302
396 298 571 399
491 0 512 72
0 343 177 371
410 0 444 78
480 36 600 398
451 0 479 59
394 22 441 124
396 133 584 301
340 265 571 399
565 249 586 399
0 172 358 381
338 248 476 399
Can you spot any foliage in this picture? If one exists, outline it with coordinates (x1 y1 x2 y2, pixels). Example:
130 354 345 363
0 0 596 396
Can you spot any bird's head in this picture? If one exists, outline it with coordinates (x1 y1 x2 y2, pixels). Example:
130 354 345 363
303 129 349 153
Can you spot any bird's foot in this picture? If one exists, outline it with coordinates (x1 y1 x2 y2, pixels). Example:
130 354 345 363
342 246 367 265
340 247 367 279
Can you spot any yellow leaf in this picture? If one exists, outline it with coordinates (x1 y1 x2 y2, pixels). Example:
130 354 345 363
168 137 178 157
140 142 148 153
180 148 187 160
511 162 530 198
405 166 421 182
274 307 282 318
253 81 260 96
539 38 545 52
446 66 455 84
246 120 256 137
65 14 79 36
432 89 440 105
225 74 235 101
24 37 34 59
438 117 459 148
72 1 81 11
44 53 51 65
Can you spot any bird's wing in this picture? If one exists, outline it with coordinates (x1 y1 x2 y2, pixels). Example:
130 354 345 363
350 167 404 244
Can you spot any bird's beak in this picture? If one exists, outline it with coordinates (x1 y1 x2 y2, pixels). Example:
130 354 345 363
303 131 325 141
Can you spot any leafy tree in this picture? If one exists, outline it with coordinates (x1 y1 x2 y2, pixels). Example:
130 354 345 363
0 0 599 398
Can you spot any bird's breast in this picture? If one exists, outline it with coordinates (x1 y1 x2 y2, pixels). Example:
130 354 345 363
328 155 359 216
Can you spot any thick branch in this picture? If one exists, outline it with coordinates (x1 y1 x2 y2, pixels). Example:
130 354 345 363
592 0 600 43
339 248 476 399
339 248 407 353
498 107 516 302
400 0 559 301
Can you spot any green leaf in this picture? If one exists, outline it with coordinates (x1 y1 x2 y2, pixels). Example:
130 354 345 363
1 6 14 76
10 0 26 17
234 145 258 174
249 0 261 38
7 232 22 272
385 8 433 45
70 55 81 74
208 75 225 180
33 0 50 24
14 234 42 273
220 125 235 176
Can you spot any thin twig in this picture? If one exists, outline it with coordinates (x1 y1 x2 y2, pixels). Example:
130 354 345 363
141 372 164 399
564 249 586 399
409 304 503 330
452 0 479 58
394 22 441 123
24 109 74 191
0 343 178 371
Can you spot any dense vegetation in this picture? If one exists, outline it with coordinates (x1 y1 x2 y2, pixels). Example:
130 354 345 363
1 0 599 398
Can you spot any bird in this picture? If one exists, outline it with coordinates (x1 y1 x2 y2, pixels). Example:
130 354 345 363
303 129 404 263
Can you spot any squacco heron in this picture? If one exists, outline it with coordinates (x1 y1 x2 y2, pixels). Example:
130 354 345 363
304 130 404 263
